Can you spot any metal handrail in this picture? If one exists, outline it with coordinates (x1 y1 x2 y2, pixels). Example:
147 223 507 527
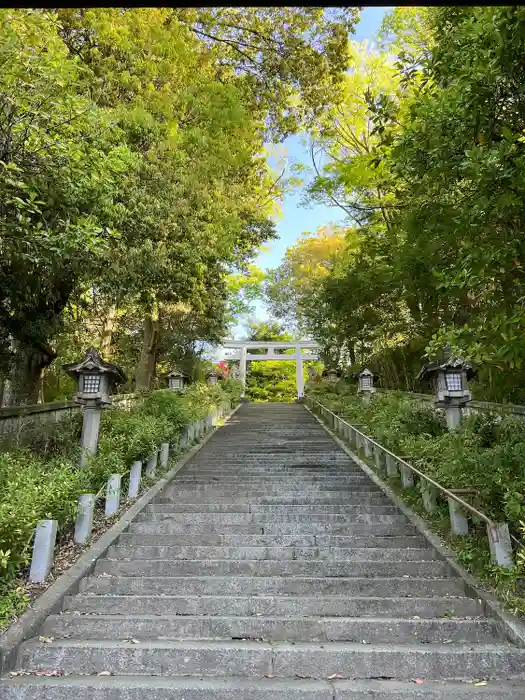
306 396 496 529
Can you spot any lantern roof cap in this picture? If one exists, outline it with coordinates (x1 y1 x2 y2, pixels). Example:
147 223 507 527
352 367 378 381
164 367 189 378
417 347 474 381
63 347 126 383
206 369 219 377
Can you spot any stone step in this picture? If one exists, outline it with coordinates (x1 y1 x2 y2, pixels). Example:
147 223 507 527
165 484 382 493
81 575 466 598
107 545 436 562
17 640 525 679
145 504 399 513
64 594 484 619
134 512 409 524
129 522 419 536
117 533 428 548
2 677 524 700
43 614 501 644
156 494 391 505
173 477 370 483
94 559 451 578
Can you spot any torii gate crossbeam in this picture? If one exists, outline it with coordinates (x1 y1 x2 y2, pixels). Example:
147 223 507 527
220 340 320 400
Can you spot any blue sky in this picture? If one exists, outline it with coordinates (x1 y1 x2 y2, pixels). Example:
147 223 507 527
235 7 392 335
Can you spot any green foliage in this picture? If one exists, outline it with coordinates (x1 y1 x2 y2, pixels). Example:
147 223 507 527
308 383 525 530
0 380 240 628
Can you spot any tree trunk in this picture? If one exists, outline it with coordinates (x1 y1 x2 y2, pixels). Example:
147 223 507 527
135 315 159 391
99 304 118 358
3 341 55 406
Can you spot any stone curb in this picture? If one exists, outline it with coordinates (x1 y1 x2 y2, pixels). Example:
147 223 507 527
0 402 242 675
303 402 525 649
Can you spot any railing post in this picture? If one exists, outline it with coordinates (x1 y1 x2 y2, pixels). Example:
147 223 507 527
385 453 398 478
159 442 169 469
105 474 122 516
128 460 142 499
29 519 57 583
364 437 373 458
145 451 158 477
74 494 95 544
487 522 514 567
400 463 414 489
448 497 469 535
374 444 383 470
421 481 438 513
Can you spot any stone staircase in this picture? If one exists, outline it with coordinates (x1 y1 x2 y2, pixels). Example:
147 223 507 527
2 402 525 698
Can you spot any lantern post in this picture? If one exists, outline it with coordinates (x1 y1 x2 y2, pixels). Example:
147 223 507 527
63 348 126 468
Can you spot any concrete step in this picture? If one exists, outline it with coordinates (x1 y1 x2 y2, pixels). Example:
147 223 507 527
2 677 524 700
145 504 399 513
81 575 466 598
128 522 419 536
173 477 371 483
156 494 392 505
43 614 501 644
164 485 383 495
17 639 525 679
117 533 428 548
94 558 451 578
64 594 484 619
134 512 409 524
107 545 436 562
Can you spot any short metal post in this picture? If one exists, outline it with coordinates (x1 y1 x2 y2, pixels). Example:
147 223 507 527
128 460 142 499
29 519 58 583
159 442 169 469
448 497 469 535
145 451 158 477
74 494 95 544
385 453 398 478
487 522 514 567
400 463 414 489
105 474 121 516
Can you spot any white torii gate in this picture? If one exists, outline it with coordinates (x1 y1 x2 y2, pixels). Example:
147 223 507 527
220 340 320 400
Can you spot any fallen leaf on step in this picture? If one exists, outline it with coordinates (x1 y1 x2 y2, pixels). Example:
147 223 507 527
473 681 488 686
413 679 424 684
361 640 370 644
264 675 274 678
328 673 346 679
97 671 112 676
35 670 64 677
38 636 54 643
411 616 421 620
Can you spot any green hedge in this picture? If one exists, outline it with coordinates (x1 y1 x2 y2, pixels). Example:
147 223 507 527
307 381 525 531
0 380 241 627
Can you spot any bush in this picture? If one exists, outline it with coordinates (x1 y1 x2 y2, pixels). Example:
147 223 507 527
307 380 525 530
0 378 242 626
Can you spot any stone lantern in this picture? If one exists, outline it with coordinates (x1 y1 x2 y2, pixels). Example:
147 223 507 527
206 369 219 386
63 347 126 467
326 368 339 383
357 367 376 403
166 368 187 393
417 347 474 430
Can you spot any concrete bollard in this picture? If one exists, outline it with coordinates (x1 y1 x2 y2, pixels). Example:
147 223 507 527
448 497 469 535
487 522 514 568
159 442 169 469
105 474 122 517
385 453 398 478
145 451 158 478
374 444 383 470
128 460 142 499
29 519 58 583
400 463 415 489
74 494 96 544
421 482 438 513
